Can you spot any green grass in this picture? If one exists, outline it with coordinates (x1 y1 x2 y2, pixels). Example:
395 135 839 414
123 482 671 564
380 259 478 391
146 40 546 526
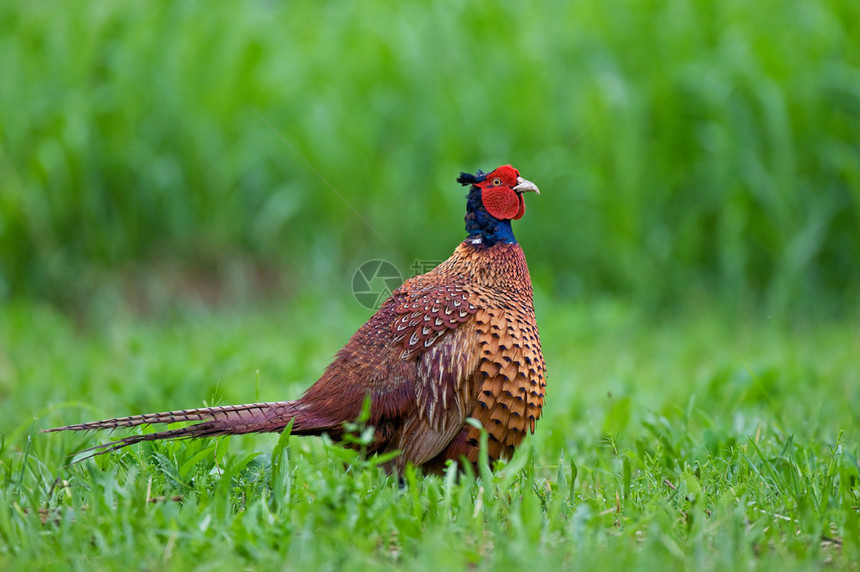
1 299 858 570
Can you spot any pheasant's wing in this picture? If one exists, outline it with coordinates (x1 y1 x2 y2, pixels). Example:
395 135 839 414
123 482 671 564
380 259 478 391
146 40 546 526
392 321 481 468
390 284 477 359
294 282 479 451
384 284 483 468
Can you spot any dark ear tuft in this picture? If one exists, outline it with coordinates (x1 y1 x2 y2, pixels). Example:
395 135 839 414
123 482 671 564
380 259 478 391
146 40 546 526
457 170 486 186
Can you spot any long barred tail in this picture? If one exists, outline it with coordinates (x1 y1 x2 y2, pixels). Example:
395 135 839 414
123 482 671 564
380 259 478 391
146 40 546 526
42 401 307 459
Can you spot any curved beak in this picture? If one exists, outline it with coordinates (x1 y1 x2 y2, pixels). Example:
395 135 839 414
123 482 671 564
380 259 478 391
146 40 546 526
513 176 540 195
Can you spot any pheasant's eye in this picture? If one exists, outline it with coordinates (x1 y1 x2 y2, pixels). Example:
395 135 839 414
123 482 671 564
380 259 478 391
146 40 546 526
492 177 502 186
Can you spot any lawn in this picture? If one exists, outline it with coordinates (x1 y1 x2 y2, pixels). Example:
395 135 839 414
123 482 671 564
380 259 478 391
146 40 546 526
1 298 857 570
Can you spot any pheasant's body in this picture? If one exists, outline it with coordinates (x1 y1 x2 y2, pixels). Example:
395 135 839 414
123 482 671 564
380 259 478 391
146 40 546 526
45 165 546 474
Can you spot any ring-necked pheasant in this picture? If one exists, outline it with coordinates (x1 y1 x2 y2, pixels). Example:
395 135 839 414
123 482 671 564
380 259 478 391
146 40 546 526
45 165 547 474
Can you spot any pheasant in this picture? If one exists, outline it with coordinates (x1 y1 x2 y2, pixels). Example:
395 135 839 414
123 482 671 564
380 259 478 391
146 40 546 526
45 165 547 474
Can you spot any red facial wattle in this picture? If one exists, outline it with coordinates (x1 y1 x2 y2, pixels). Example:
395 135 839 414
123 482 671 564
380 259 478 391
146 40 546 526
482 187 525 220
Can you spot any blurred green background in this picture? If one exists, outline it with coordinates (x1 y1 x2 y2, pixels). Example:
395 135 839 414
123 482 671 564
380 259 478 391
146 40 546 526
1 0 858 317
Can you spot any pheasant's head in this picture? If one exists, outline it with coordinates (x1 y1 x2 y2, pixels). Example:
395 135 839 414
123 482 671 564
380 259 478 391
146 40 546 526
458 165 539 245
